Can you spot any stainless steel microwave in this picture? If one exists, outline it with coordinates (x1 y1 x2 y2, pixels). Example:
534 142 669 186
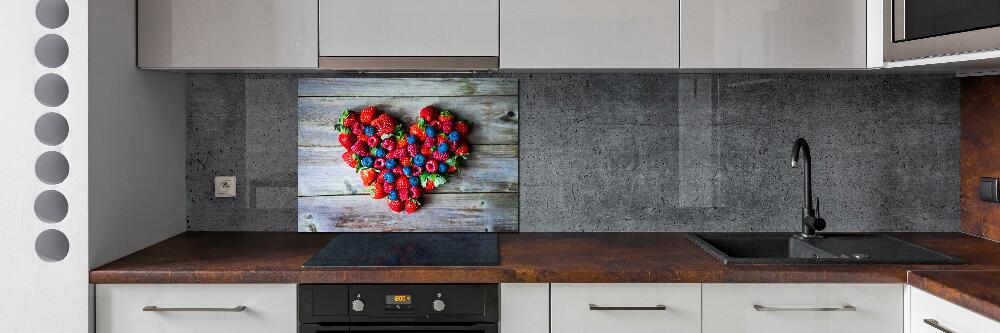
885 0 1000 62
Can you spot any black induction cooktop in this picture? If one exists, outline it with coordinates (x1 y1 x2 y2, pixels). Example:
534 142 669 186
303 233 500 267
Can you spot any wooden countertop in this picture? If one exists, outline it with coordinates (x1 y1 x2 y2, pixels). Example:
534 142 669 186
908 270 1000 323
89 232 1000 321
90 232 1000 284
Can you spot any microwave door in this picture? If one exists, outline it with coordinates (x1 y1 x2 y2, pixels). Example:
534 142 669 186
885 0 1000 61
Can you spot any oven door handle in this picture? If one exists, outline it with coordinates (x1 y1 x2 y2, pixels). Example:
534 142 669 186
347 323 497 331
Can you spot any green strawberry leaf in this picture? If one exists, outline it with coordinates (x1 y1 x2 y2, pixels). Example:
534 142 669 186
417 118 427 128
445 157 458 166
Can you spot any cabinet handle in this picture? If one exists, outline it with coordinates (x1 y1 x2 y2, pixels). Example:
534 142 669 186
588 304 667 311
142 306 247 312
923 319 955 333
753 304 856 312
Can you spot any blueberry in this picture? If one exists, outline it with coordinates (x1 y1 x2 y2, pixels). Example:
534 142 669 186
364 126 376 137
374 147 387 158
425 127 437 137
402 166 412 177
407 135 418 144
385 158 397 169
413 154 427 166
448 131 460 142
383 172 395 183
437 142 449 153
360 156 374 168
387 190 399 201
409 176 420 187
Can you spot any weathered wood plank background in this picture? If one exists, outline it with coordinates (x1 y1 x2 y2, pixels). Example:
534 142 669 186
298 78 519 232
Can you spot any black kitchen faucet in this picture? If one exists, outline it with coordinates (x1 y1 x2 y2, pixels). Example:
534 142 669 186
791 138 826 238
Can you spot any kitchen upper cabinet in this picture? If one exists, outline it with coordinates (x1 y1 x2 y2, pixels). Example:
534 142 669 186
702 283 904 333
319 0 500 57
97 284 297 333
909 287 1000 333
680 0 870 68
500 0 680 69
137 0 318 69
551 283 701 333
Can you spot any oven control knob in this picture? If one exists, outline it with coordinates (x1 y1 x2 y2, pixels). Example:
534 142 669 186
351 299 365 312
432 299 446 312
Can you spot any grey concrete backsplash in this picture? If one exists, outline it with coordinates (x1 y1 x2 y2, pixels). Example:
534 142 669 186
186 73 960 232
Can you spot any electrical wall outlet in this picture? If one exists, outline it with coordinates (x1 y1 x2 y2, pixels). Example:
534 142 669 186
215 176 236 198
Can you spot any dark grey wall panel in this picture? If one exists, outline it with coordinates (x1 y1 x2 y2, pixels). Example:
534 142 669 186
186 73 959 232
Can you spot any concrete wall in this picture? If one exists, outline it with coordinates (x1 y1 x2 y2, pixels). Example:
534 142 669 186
186 73 960 232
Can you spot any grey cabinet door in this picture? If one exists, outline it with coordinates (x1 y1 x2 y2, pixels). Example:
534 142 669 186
138 0 318 69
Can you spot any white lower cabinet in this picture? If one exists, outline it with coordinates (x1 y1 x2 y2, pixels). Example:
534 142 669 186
910 287 1000 333
500 283 549 333
702 283 904 333
550 283 701 333
96 284 297 333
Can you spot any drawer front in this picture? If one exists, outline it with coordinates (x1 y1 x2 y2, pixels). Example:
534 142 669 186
703 283 903 333
551 283 701 333
910 287 1000 333
96 284 296 333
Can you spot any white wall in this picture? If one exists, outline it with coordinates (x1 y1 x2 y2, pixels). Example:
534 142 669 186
88 0 186 269
0 0 90 331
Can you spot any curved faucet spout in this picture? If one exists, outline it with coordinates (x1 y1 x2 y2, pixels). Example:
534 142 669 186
791 138 824 237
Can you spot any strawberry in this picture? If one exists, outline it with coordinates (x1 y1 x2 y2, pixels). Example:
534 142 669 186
455 120 470 136
404 199 421 214
409 123 427 140
338 132 356 149
359 168 378 186
342 151 358 168
419 105 438 121
340 110 360 128
425 179 436 191
454 142 470 156
372 114 397 136
388 200 404 213
395 177 410 191
360 106 379 124
438 110 454 122
447 165 458 173
396 137 408 148
420 144 434 156
351 141 370 156
369 182 387 199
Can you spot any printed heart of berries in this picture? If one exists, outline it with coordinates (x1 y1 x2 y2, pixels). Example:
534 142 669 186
336 105 472 214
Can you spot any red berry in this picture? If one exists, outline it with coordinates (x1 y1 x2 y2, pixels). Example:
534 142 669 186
446 165 457 173
455 142 470 155
400 157 411 167
455 120 470 136
425 179 436 191
360 106 379 124
367 136 379 147
404 199 421 214
373 158 386 169
432 151 449 162
398 187 410 201
438 110 454 122
409 123 427 140
359 168 377 186
419 105 438 121
351 141 370 156
369 182 387 199
338 132 356 149
426 160 439 173
395 177 410 190
409 187 423 199
388 200 404 213
342 112 360 128
381 138 396 151
372 113 397 136
342 151 358 168
421 144 434 155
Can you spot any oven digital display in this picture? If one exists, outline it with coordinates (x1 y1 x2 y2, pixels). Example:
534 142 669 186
386 295 412 305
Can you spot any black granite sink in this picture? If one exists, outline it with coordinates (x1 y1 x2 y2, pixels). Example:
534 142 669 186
687 233 966 265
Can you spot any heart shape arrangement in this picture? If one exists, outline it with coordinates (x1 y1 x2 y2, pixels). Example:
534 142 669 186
336 105 471 214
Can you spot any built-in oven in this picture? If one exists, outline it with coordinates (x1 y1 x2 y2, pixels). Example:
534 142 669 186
885 0 1000 61
298 284 498 333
